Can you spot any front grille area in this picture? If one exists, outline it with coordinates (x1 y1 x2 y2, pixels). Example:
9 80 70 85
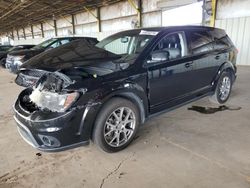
21 69 47 77
16 69 47 87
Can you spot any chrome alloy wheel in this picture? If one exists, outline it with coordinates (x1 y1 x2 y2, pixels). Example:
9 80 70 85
104 107 136 147
219 76 231 101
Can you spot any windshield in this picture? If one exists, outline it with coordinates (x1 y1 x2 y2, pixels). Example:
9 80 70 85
32 38 57 50
96 30 157 59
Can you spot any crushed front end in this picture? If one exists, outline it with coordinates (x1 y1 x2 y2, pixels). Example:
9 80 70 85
13 72 100 152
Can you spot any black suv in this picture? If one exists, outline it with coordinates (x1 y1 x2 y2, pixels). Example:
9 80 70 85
13 26 237 152
6 37 98 73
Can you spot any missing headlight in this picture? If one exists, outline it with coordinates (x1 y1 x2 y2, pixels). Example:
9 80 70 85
28 72 82 112
29 89 79 112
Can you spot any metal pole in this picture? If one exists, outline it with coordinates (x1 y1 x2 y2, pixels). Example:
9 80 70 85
97 7 101 32
72 14 76 35
31 25 34 39
128 0 141 28
210 0 217 27
16 29 19 40
41 23 44 38
202 0 206 26
54 19 58 36
11 30 14 40
23 27 26 39
138 0 142 27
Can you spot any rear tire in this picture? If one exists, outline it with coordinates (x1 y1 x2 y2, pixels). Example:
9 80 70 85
92 97 140 153
210 71 232 104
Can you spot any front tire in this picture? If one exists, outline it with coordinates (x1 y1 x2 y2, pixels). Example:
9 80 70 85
92 97 140 153
210 71 232 104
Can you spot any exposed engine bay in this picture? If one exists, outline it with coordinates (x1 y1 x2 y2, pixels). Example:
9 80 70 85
19 72 81 113
35 72 74 92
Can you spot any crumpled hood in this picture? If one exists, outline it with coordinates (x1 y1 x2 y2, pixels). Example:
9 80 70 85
21 40 121 72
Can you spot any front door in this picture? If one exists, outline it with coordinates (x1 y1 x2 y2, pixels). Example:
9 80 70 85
147 32 197 113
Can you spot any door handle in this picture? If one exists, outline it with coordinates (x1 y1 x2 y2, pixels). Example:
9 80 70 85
185 62 193 68
215 55 220 60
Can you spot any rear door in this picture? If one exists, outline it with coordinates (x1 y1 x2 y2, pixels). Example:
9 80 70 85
186 30 219 90
210 30 233 67
147 32 197 113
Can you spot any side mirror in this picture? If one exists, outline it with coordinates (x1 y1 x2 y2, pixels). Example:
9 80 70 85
121 37 129 43
147 50 169 64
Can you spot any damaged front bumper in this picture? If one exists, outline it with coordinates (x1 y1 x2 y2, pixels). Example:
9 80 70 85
13 89 100 152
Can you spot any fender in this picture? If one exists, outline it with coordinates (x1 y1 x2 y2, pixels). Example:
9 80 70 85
79 84 148 139
77 72 149 138
98 82 149 124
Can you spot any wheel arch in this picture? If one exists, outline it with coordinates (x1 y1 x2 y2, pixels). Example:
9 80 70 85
112 92 147 124
100 89 148 123
213 61 236 89
89 90 148 139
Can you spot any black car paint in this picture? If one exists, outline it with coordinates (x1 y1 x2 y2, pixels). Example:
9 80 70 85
9 37 98 61
13 26 237 151
7 37 98 73
20 40 121 71
15 39 121 87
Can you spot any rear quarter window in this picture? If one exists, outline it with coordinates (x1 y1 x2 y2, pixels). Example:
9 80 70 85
213 36 232 50
209 29 232 50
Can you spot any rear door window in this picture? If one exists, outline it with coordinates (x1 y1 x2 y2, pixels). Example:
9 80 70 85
189 31 213 54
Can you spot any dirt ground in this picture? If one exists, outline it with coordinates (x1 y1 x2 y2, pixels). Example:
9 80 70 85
0 66 249 188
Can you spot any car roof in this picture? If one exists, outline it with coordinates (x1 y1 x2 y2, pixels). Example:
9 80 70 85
115 25 224 34
15 44 34 46
0 45 12 47
52 36 97 39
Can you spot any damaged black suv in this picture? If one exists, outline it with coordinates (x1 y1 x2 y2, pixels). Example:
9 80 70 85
14 26 237 152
